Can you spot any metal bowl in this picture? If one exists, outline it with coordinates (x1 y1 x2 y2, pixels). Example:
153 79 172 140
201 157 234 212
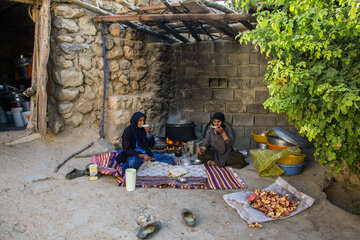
177 177 187 183
190 159 202 165
267 135 295 147
256 143 268 149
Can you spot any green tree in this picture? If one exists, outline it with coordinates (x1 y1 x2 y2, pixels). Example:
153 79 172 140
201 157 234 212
236 0 360 176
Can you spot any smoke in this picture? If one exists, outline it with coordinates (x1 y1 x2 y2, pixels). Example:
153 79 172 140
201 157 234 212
167 112 189 124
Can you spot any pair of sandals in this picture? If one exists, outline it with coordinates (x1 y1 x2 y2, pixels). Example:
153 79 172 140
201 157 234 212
137 209 196 239
65 164 91 180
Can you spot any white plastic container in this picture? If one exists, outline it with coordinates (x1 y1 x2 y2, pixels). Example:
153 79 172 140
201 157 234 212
125 168 137 191
21 111 30 125
11 107 25 127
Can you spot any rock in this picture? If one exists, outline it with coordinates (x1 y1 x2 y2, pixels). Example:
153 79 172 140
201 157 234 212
113 38 124 47
79 56 92 70
55 88 79 101
54 19 79 33
119 60 131 70
133 41 143 50
107 46 123 60
65 112 83 127
125 30 137 40
57 35 73 43
119 74 129 84
53 4 84 18
131 81 139 90
133 59 146 69
53 56 73 68
74 35 85 43
114 82 125 94
54 68 83 87
109 23 125 37
129 71 146 81
78 86 85 93
51 116 64 135
62 112 73 119
76 100 93 114
57 102 73 114
63 54 75 60
78 16 97 36
109 60 119 72
84 85 96 100
86 36 94 44
95 35 102 45
83 70 96 86
111 109 132 125
60 43 90 54
124 46 134 60
123 39 134 47
110 73 118 81
97 58 104 70
91 44 103 57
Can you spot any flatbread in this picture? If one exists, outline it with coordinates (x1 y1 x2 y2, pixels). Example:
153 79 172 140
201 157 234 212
166 166 188 178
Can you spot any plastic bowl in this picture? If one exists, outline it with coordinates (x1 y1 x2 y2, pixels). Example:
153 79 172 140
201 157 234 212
277 163 305 175
277 154 306 165
252 131 276 144
267 142 289 151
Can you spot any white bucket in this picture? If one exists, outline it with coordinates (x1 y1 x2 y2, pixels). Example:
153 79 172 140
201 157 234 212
21 111 30 125
125 168 137 191
11 107 25 127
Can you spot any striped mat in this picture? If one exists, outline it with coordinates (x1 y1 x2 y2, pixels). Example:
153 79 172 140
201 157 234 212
92 152 247 190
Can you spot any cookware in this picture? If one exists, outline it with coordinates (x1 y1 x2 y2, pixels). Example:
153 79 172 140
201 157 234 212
165 122 196 142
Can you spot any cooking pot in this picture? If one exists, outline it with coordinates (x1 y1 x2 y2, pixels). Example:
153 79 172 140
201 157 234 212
165 122 196 142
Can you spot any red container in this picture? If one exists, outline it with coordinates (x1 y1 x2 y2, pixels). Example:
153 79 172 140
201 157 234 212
11 101 22 108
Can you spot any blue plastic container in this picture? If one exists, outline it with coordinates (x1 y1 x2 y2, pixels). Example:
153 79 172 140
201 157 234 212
277 163 305 175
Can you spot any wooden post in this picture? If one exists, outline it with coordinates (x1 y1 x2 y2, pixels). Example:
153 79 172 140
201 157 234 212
37 0 51 136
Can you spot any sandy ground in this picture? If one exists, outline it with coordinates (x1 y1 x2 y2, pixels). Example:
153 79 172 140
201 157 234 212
0 127 360 240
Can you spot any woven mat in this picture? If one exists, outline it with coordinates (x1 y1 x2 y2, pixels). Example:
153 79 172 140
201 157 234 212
92 152 247 190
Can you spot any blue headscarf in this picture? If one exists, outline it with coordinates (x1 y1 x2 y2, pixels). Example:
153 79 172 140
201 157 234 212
130 112 153 156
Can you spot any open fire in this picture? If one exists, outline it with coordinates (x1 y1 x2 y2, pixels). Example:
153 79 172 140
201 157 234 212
165 137 186 153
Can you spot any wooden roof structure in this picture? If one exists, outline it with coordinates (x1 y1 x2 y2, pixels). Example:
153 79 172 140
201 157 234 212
90 0 257 43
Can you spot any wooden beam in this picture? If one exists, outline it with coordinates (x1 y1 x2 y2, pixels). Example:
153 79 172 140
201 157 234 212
157 22 190 43
93 13 255 22
114 0 145 14
161 0 202 42
7 0 38 4
65 0 178 43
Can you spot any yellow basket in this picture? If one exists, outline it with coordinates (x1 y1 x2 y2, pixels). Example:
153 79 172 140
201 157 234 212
252 131 276 144
277 154 306 165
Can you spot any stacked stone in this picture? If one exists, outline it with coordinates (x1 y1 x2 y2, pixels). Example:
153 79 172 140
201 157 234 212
48 3 175 146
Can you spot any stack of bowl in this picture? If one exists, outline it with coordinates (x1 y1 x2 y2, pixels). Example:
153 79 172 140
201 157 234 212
252 131 274 149
266 133 306 175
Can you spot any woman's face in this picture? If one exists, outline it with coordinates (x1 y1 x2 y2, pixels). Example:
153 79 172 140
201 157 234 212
212 119 222 127
138 116 145 128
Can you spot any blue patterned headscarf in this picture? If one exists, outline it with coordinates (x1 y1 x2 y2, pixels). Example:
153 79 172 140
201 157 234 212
130 112 153 156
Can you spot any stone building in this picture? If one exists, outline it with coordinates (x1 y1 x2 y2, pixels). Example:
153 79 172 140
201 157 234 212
1 0 293 149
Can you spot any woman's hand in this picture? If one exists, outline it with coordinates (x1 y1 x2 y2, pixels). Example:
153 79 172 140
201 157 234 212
207 160 216 166
144 126 151 135
198 146 206 155
139 154 150 161
215 126 224 134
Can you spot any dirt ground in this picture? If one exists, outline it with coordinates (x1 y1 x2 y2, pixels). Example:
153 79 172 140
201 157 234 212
1 127 360 240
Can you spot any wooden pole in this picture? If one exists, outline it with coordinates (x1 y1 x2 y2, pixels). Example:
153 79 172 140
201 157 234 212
65 0 178 43
93 13 255 22
36 0 51 136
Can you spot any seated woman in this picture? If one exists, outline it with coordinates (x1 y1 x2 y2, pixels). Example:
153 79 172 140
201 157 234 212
116 112 174 171
197 112 248 169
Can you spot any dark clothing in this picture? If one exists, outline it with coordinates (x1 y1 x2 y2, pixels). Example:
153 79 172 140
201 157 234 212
198 149 248 169
129 112 152 155
116 125 155 164
212 112 225 122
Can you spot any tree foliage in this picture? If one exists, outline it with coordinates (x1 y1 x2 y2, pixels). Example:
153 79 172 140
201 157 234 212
235 0 360 175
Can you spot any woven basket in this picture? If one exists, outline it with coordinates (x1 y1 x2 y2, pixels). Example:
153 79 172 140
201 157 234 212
252 131 276 144
277 154 306 165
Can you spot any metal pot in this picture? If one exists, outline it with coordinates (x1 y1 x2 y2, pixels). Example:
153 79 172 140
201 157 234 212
165 122 196 142
267 135 295 147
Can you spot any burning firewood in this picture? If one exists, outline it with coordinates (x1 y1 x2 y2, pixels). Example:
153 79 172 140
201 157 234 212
247 189 300 218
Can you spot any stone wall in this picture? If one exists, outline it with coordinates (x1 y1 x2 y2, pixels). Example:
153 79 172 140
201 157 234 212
171 41 293 149
47 2 174 146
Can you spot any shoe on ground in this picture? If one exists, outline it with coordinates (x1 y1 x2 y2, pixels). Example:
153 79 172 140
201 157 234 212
181 208 196 227
136 221 161 239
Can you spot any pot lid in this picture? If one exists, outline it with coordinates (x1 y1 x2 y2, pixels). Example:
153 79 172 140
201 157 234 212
272 127 313 148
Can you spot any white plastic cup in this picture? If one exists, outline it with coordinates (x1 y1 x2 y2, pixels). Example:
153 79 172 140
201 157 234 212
125 168 137 191
11 107 25 127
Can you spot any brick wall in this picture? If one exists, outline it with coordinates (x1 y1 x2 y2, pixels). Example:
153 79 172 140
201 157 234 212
171 40 293 149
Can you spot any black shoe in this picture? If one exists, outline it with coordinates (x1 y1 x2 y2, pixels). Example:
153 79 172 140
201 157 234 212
181 208 196 227
65 168 88 180
137 221 161 239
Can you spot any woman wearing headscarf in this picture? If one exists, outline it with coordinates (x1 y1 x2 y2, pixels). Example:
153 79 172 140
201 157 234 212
198 112 248 169
116 112 174 171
